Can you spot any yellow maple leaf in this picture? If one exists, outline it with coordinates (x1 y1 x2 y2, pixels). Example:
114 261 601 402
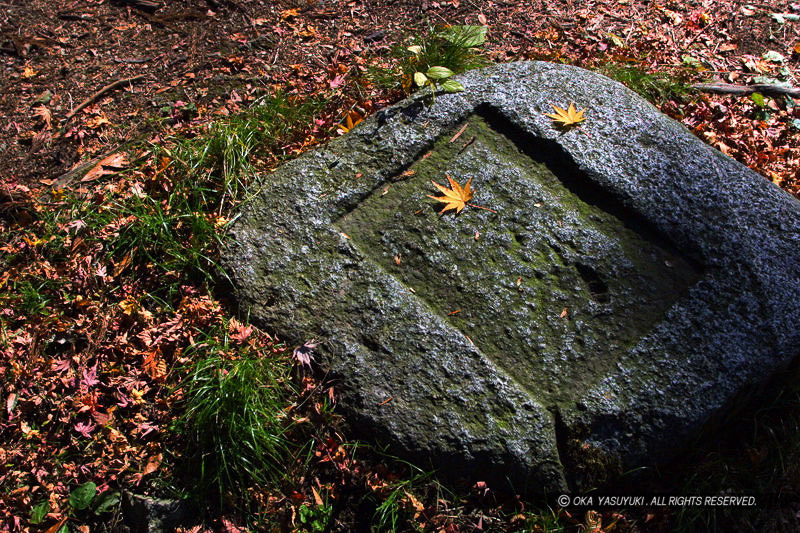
545 101 586 127
21 65 37 79
337 110 363 134
428 174 473 214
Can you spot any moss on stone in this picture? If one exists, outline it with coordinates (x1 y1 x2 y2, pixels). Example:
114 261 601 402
337 114 700 407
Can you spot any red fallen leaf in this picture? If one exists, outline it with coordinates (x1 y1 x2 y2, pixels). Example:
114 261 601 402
404 491 424 519
82 364 100 388
143 350 167 380
135 421 159 437
92 409 111 426
74 421 96 437
32 105 52 129
293 339 318 368
6 392 16 417
221 518 246 532
289 490 305 504
142 453 162 476
229 319 253 344
329 74 345 89
78 392 100 413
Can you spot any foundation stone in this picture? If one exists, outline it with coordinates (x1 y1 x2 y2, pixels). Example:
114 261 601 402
223 61 800 492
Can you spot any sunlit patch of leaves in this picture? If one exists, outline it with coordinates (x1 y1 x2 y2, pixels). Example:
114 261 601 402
682 94 800 194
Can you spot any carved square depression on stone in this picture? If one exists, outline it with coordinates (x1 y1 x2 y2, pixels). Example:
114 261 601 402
336 112 702 405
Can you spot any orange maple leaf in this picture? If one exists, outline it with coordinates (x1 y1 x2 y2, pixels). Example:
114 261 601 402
337 110 363 134
427 174 473 214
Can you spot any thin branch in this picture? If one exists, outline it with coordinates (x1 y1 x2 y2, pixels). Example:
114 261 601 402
468 203 497 213
63 75 146 123
691 82 800 98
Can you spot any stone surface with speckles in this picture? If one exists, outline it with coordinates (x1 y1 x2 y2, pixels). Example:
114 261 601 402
223 61 800 492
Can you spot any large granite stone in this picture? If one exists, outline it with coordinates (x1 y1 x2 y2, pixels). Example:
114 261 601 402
223 61 800 492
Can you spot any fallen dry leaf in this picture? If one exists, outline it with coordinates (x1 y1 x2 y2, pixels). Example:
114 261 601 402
545 102 586 127
404 491 425 519
428 174 473 214
142 453 162 476
85 113 111 129
312 486 324 506
32 106 52 129
82 152 129 182
280 7 300 20
44 517 68 533
338 110 363 134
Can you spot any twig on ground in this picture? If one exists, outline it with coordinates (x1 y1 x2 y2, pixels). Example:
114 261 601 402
115 0 162 11
691 83 800 98
63 75 146 123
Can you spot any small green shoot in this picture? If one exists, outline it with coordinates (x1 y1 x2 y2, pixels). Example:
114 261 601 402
750 92 774 121
30 501 50 525
296 499 334 532
404 25 488 101
69 482 97 511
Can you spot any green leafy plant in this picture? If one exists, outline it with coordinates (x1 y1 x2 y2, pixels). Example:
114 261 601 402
410 63 464 96
69 482 97 511
30 483 120 533
364 23 489 96
30 500 50 525
404 25 488 100
750 92 773 121
296 500 334 532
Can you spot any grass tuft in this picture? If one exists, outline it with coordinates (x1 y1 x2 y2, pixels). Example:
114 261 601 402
173 324 301 503
159 92 325 209
598 64 692 105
